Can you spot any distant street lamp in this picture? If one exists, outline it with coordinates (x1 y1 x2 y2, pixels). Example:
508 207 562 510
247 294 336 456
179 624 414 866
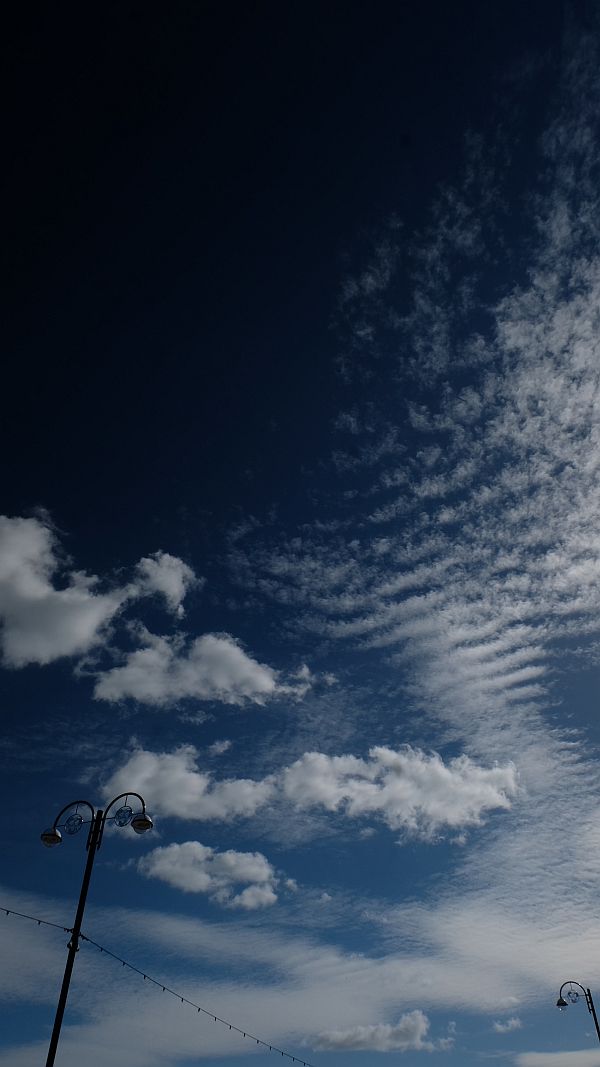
556 981 600 1045
41 793 153 1067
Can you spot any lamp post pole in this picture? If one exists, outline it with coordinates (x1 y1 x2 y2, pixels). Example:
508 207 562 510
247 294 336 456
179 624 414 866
41 794 153 1067
556 981 600 1046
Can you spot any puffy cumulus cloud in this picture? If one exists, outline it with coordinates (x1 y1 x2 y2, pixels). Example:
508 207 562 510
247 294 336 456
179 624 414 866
138 841 278 909
101 745 275 820
493 1016 522 1033
0 515 202 668
134 550 201 617
103 743 516 841
0 515 126 667
315 1009 436 1052
282 745 518 837
94 629 309 707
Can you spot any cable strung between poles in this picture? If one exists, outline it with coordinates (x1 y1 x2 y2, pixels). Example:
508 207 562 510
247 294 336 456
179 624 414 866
1 905 316 1067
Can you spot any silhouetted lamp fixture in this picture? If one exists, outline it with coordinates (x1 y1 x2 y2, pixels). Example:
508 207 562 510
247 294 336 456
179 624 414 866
556 981 600 1045
41 793 153 1067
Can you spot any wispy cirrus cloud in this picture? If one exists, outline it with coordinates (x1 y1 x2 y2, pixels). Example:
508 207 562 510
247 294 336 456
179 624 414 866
227 39 600 768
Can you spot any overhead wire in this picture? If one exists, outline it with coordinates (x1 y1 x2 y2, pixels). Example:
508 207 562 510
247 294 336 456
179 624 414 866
2 905 72 933
1 904 316 1067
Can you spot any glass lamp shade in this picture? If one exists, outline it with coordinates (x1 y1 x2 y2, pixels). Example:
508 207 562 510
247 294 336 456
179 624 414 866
131 812 153 834
41 827 62 848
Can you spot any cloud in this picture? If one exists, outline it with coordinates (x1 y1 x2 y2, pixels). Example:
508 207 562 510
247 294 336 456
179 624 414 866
101 745 275 820
282 746 518 837
208 739 231 756
516 1054 600 1067
103 742 517 840
224 47 600 782
493 1016 523 1033
214 49 600 1058
138 841 278 908
222 57 600 1019
0 515 126 667
94 631 285 706
0 876 598 1067
134 550 201 617
314 1009 437 1051
0 516 202 668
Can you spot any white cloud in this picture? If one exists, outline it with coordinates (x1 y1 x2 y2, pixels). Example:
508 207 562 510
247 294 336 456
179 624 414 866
1 876 599 1067
101 745 275 820
282 746 518 837
103 743 517 839
134 550 201 617
208 739 231 756
493 1016 523 1033
516 1054 600 1067
94 631 284 706
315 1009 436 1051
0 516 203 668
0 515 126 667
138 841 278 908
231 883 278 909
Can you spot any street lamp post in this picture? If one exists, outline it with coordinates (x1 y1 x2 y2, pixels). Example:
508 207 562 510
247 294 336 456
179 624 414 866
556 981 600 1045
41 793 153 1067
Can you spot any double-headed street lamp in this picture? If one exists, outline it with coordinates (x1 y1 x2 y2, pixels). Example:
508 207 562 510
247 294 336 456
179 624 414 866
556 981 600 1045
41 793 153 1067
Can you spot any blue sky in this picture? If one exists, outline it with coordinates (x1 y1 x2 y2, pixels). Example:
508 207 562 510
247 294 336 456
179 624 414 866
3 4 600 1066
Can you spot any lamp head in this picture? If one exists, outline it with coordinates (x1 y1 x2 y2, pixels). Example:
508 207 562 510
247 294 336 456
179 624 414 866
557 996 569 1010
131 811 153 835
41 827 62 848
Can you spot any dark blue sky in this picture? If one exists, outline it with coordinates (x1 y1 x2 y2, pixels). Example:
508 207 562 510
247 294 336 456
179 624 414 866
5 1 567 555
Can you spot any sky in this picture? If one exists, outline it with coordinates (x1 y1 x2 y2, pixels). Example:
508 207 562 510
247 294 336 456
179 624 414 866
2 3 600 1065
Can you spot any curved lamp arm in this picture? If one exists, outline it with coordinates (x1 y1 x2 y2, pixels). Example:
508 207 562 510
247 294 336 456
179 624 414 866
557 981 600 1045
102 791 148 818
98 792 150 847
51 800 96 828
